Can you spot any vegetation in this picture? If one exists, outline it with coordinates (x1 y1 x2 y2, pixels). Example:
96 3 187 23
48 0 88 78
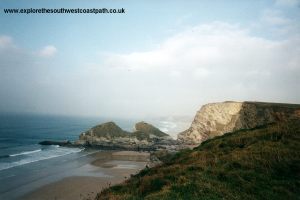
96 119 300 200
134 121 169 137
84 121 169 141
88 122 129 138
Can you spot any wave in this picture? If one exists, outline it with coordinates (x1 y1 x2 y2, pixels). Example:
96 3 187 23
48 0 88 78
0 146 83 171
10 149 42 157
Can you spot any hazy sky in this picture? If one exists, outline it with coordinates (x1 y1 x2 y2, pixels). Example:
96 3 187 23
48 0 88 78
0 0 300 119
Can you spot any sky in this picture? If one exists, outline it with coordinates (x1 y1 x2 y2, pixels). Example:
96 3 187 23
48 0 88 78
0 0 300 122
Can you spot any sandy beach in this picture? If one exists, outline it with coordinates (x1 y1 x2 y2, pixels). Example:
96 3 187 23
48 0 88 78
22 151 150 200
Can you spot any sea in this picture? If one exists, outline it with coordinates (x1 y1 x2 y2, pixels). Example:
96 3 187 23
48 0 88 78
0 113 135 199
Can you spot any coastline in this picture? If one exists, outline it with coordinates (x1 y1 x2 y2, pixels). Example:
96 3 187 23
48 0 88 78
21 151 150 200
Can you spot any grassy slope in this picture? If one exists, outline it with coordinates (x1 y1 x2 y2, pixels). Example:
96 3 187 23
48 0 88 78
134 122 169 137
96 119 300 200
87 122 129 138
85 121 168 140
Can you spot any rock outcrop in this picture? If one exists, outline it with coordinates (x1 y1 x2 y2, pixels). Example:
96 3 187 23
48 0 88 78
178 101 300 144
79 122 129 141
134 121 169 137
132 121 172 141
75 121 176 150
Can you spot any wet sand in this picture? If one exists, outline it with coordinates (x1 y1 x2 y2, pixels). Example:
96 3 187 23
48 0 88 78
22 151 150 200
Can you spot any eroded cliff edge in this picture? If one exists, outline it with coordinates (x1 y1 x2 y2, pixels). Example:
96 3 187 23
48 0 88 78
178 101 300 144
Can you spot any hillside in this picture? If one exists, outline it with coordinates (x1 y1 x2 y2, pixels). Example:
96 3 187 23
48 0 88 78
80 122 129 139
178 101 300 144
134 121 169 138
96 118 300 200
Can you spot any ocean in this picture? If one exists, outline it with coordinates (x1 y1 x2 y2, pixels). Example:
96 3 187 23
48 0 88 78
0 114 139 170
0 113 135 199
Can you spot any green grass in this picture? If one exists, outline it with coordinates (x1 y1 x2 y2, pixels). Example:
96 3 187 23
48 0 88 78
134 121 169 137
86 122 129 138
96 119 300 200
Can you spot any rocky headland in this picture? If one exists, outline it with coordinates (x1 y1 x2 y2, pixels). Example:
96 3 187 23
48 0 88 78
40 101 300 151
178 101 300 144
71 121 177 150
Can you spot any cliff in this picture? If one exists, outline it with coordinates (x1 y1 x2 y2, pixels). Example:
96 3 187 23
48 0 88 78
178 101 300 144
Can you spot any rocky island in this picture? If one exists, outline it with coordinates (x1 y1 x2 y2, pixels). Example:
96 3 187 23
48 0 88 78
40 121 177 151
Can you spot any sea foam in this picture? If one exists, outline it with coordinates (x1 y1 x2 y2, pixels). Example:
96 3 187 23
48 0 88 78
0 146 83 171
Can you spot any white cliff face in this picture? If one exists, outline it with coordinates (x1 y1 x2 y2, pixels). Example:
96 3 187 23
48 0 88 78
178 102 243 144
177 101 300 144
